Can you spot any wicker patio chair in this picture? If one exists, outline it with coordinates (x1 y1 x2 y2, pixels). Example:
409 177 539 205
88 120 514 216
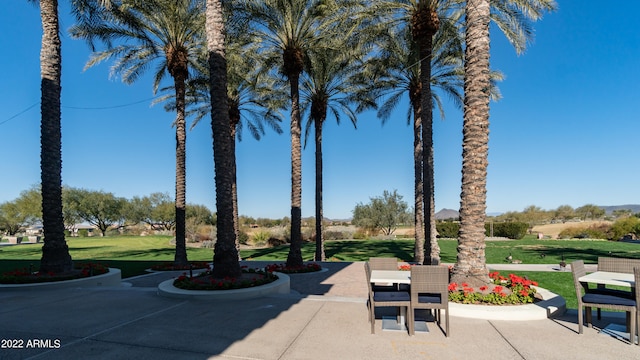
571 260 637 344
369 257 399 270
364 262 411 334
594 257 638 319
368 257 400 291
408 265 449 337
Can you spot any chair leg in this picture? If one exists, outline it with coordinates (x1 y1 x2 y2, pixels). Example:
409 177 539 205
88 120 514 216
445 309 449 337
597 307 601 320
408 306 414 336
629 310 636 346
578 305 584 334
585 306 593 328
370 306 375 334
636 311 640 346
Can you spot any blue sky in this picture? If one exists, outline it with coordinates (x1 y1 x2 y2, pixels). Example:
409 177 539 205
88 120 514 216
1 1 639 220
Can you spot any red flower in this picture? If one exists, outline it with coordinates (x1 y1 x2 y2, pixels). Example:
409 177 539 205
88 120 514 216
448 282 458 291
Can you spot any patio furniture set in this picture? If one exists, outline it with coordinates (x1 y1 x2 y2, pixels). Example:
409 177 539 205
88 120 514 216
365 257 449 336
573 256 640 345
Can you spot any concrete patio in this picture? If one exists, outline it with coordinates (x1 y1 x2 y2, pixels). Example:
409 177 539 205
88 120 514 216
0 261 637 359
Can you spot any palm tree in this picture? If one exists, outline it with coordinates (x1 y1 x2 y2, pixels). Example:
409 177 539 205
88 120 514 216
238 0 341 268
357 0 460 265
70 0 206 266
362 21 463 264
300 45 372 261
159 40 287 260
36 0 73 273
452 0 556 285
205 0 242 278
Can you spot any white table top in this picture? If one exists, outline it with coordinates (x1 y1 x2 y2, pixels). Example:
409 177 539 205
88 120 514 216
579 271 635 287
370 270 411 284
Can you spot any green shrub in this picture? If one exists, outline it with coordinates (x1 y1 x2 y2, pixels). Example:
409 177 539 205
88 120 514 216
558 223 612 240
267 237 287 247
323 231 347 240
251 230 271 246
610 217 640 240
352 231 367 240
78 229 89 237
436 222 459 238
487 222 528 239
238 230 249 245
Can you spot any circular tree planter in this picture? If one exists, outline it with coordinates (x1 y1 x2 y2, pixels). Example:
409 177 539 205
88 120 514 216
449 286 566 320
0 268 122 291
157 272 290 301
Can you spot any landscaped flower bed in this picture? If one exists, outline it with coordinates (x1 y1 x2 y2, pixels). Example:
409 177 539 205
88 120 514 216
0 262 110 284
264 262 322 274
150 261 211 271
173 266 278 290
448 271 539 305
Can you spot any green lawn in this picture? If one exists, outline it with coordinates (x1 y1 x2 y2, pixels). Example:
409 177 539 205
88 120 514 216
2 235 639 309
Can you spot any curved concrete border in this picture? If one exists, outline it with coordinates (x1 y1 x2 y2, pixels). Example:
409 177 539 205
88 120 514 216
449 286 566 320
0 268 122 291
157 272 290 300
285 267 329 274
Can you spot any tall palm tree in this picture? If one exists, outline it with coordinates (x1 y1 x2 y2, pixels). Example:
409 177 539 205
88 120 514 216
159 40 287 260
70 0 205 266
358 0 459 265
362 19 463 264
452 0 556 285
238 0 341 268
205 0 242 278
300 46 372 261
36 0 73 273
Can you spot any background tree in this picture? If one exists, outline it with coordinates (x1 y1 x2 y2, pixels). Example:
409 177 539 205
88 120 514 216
206 0 242 278
0 202 30 236
70 0 206 266
64 188 126 236
352 190 411 236
126 193 176 231
576 204 605 220
554 205 575 223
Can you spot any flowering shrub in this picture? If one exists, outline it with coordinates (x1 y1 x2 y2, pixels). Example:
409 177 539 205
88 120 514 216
150 261 211 271
0 262 109 284
448 271 538 305
398 264 412 271
264 262 322 274
173 266 278 290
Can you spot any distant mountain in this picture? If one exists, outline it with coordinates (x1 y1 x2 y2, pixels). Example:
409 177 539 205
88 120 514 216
435 208 459 220
599 205 640 214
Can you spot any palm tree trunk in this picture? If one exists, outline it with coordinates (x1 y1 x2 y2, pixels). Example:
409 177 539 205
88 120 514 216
287 72 304 268
230 124 241 261
411 92 425 264
419 34 440 265
39 0 73 273
413 6 441 265
452 0 491 285
206 0 241 278
314 116 325 261
173 74 189 266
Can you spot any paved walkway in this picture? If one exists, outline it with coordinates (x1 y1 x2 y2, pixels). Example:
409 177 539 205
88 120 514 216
0 261 635 360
